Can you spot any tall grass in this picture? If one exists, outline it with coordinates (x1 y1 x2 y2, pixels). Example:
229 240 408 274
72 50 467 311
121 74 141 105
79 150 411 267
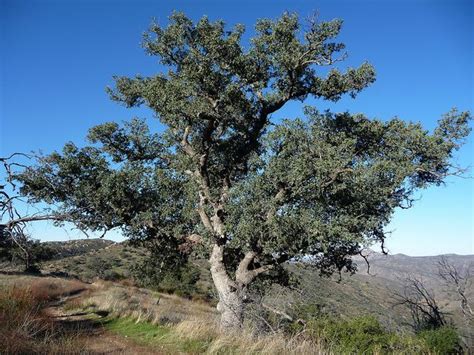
0 279 86 354
71 281 464 354
84 283 324 354
85 280 217 325
173 319 323 354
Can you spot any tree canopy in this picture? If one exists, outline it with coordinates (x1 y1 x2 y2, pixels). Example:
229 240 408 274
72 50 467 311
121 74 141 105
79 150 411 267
16 12 471 331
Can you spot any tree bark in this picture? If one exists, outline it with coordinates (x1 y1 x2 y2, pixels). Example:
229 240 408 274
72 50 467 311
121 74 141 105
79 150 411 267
209 244 245 331
216 289 244 331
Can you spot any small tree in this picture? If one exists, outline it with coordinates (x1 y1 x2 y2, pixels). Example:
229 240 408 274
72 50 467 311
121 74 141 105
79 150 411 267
131 240 201 298
17 12 471 331
437 256 473 321
393 275 448 332
437 256 473 348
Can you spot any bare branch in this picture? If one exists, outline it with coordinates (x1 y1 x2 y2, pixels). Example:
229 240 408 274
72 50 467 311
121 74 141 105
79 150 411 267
358 249 372 275
180 126 195 156
322 168 353 188
236 251 257 279
262 302 295 322
392 275 447 331
437 256 474 320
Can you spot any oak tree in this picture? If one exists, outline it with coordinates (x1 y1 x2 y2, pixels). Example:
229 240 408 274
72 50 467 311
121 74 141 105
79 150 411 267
17 13 471 331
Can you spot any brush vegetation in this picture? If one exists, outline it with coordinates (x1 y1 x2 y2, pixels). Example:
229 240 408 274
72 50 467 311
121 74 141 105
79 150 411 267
63 278 461 354
0 277 87 354
40 241 473 339
0 272 468 354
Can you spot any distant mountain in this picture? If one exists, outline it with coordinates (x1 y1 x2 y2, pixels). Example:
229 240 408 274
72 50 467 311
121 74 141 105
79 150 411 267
265 252 473 339
351 252 474 328
353 252 473 288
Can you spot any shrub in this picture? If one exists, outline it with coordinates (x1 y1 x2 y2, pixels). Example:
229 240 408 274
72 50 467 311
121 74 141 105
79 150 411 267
303 315 430 354
0 283 85 353
0 236 55 272
85 257 113 279
158 265 201 298
133 260 201 298
417 326 462 354
102 269 125 281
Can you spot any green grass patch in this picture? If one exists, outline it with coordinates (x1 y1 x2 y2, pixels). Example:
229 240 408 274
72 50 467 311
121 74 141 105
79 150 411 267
101 317 210 354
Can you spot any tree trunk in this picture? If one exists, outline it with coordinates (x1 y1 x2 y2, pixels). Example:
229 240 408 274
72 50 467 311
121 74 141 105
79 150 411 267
216 289 244 331
209 244 245 332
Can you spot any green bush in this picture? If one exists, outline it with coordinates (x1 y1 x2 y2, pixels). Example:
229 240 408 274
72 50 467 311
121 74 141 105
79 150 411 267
287 300 464 354
304 315 430 354
154 264 201 298
417 326 461 354
133 259 202 298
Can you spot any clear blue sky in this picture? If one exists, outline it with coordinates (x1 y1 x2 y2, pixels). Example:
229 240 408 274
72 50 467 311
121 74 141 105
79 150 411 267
1 0 472 256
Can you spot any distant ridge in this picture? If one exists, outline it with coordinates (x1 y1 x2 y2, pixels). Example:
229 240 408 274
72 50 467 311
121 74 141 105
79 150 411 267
43 238 115 260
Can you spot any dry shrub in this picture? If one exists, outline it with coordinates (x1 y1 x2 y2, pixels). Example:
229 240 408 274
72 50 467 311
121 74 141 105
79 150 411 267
29 277 87 300
117 278 136 288
0 280 87 354
62 295 87 312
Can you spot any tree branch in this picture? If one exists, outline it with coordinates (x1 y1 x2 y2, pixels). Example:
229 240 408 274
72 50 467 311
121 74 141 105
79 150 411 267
180 126 195 156
322 168 353 188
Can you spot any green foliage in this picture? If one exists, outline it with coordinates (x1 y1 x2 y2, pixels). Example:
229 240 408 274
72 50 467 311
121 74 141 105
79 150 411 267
0 234 54 273
417 327 462 354
160 264 201 298
131 248 201 298
82 257 126 281
288 302 462 354
302 315 435 354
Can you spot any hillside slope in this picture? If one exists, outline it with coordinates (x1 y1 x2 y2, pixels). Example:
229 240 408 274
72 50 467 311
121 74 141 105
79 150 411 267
42 240 147 280
39 239 473 338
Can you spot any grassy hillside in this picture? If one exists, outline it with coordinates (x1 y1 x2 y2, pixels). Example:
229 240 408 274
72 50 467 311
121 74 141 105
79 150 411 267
34 239 473 345
2 273 463 354
42 240 148 280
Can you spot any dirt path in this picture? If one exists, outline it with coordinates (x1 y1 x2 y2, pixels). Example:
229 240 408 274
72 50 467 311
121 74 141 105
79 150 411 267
45 287 162 354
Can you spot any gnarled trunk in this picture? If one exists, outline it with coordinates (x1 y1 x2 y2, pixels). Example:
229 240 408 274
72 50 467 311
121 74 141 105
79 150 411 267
216 288 244 331
209 244 246 331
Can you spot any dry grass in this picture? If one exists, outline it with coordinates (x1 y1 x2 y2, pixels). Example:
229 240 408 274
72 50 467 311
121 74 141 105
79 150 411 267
83 282 325 354
0 280 87 354
0 274 87 297
30 277 87 299
85 280 217 326
173 319 325 354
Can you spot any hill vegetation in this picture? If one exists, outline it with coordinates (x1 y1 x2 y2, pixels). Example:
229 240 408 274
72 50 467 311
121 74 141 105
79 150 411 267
0 273 464 354
1 239 472 353
43 239 115 260
36 239 473 346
